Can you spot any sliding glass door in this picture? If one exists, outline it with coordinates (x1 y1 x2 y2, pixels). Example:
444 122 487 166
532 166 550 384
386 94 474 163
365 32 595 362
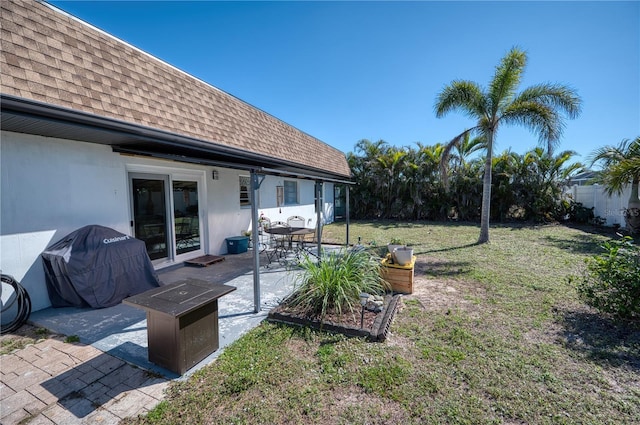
130 172 203 263
132 176 169 261
173 180 200 255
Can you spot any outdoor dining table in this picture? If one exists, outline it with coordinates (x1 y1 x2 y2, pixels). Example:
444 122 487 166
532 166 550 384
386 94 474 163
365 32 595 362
263 226 315 264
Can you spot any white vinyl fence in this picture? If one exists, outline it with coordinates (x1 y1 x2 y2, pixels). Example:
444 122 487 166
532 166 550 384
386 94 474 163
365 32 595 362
567 184 632 226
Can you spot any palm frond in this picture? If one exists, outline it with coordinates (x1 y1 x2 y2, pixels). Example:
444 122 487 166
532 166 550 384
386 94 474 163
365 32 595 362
588 137 639 167
488 47 527 115
603 157 640 195
439 129 477 191
588 137 640 194
462 134 488 157
501 101 563 152
434 80 485 119
516 83 582 119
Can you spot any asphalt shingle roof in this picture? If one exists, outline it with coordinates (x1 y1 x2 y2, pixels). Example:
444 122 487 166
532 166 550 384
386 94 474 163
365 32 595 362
1 0 351 178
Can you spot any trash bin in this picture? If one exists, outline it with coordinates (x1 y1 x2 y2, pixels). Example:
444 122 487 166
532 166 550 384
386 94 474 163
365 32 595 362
226 236 249 254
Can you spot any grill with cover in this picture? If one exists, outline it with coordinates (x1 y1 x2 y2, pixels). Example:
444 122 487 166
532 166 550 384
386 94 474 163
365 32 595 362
42 225 160 308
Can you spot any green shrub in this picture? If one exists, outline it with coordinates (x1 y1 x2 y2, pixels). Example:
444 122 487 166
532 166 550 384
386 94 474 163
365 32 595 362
573 236 640 320
284 248 390 319
568 200 595 224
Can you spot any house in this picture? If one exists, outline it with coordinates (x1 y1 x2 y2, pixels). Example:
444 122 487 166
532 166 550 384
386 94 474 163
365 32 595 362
565 170 600 186
1 0 352 312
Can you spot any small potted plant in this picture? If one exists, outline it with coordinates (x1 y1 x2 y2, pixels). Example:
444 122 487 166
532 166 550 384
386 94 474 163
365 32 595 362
258 212 269 231
387 237 404 257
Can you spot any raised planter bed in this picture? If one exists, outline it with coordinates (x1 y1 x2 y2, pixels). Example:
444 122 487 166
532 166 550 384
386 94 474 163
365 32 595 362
267 293 402 342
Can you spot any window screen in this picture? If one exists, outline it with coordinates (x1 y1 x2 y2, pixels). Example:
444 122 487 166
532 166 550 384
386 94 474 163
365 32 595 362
284 180 298 205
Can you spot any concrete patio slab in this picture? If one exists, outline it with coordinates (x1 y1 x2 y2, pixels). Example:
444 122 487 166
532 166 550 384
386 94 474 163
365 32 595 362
27 250 303 379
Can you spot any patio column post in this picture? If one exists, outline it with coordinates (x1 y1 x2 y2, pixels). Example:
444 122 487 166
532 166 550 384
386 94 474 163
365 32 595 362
345 184 350 246
250 171 263 313
316 181 323 255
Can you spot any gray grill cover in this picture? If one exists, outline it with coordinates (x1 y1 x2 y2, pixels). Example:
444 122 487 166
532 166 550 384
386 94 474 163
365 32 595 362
42 225 160 308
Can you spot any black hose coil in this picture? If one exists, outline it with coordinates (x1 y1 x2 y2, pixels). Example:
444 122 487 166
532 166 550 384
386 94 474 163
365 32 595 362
1 274 32 335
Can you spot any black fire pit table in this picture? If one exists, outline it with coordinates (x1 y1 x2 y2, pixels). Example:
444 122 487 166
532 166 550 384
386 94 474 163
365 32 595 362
123 279 236 375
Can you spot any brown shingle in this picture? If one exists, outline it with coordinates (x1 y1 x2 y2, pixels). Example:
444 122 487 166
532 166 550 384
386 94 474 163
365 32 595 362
1 0 350 177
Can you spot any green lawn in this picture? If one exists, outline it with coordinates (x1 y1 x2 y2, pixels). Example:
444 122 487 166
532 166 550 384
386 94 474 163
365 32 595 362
125 222 640 425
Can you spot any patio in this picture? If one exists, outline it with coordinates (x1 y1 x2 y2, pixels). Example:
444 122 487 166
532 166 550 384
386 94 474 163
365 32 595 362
26 248 325 379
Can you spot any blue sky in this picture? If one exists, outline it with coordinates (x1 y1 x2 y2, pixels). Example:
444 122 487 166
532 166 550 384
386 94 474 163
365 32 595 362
49 1 639 164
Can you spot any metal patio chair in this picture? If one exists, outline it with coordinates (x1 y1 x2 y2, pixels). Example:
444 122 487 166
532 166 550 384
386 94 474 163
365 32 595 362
264 220 290 265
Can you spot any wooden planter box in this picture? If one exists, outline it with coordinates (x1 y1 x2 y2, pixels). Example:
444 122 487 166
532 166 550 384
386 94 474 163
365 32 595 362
380 255 416 294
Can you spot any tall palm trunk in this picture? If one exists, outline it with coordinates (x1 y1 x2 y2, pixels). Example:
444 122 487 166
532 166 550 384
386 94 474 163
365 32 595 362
478 129 494 244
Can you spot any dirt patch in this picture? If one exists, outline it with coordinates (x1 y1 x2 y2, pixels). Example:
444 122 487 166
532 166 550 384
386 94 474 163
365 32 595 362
329 386 411 423
405 255 486 313
0 323 62 355
410 276 462 308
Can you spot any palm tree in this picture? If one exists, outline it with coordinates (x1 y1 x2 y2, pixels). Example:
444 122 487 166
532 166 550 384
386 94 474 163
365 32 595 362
589 136 640 233
454 133 487 168
434 47 582 243
440 132 486 191
516 148 583 221
347 139 390 218
376 148 408 218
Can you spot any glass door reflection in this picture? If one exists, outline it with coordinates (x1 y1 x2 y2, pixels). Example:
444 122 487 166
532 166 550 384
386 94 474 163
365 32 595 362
132 177 169 261
173 181 200 255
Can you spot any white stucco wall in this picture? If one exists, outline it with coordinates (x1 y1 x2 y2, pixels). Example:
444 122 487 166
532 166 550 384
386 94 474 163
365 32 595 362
1 131 337 311
1 132 131 311
208 167 253 253
255 178 336 227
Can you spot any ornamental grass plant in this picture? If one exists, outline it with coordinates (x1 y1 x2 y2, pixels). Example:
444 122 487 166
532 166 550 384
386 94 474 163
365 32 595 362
284 248 390 320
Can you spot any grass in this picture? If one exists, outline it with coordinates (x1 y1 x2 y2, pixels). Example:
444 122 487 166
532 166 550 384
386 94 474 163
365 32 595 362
123 221 640 425
0 326 49 355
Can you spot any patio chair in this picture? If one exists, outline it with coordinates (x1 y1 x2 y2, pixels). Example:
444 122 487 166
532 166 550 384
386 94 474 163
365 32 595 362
299 225 323 258
286 215 306 228
264 220 290 265
287 215 307 249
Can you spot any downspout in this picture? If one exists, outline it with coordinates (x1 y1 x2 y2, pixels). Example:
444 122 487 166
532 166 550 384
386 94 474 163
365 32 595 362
250 171 265 313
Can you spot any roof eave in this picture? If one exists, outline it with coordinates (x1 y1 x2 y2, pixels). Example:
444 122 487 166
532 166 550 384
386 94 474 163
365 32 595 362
1 94 353 182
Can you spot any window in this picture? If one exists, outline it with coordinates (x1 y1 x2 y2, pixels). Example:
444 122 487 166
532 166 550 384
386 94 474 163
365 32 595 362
284 180 298 205
239 176 251 207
